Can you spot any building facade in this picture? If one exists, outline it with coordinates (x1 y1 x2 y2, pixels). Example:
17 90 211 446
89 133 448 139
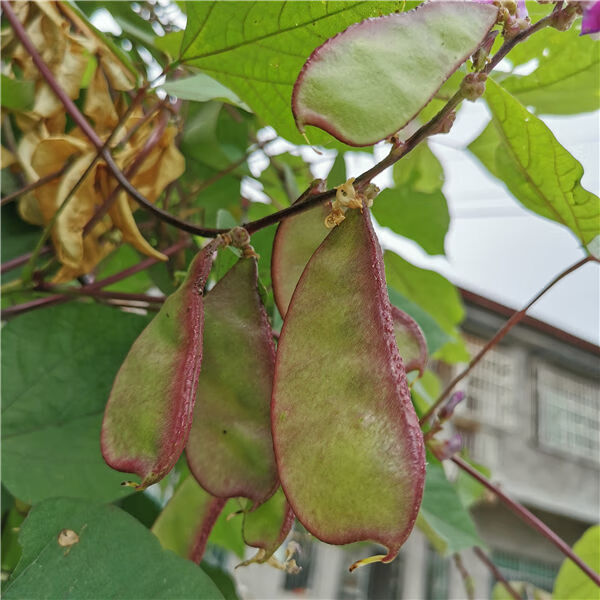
231 291 600 599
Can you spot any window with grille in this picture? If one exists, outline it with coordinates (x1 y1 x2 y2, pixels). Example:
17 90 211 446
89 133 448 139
338 547 403 600
536 362 600 463
458 428 499 466
425 545 449 600
457 335 516 429
492 550 559 593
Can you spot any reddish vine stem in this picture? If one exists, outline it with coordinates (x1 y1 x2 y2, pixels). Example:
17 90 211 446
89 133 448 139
473 547 521 600
1 247 52 274
1 239 190 320
35 284 165 304
453 553 475 600
452 456 600 586
0 166 67 206
420 255 595 426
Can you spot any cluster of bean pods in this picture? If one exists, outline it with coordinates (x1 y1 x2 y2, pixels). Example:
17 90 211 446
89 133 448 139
101 180 427 570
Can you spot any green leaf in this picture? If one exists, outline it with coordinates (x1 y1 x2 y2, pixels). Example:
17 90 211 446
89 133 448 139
3 498 224 599
180 1 414 146
96 245 153 294
1 203 41 285
410 369 441 417
0 74 34 111
76 1 157 48
417 455 483 556
186 162 242 228
260 153 314 206
1 506 26 574
553 525 600 600
292 2 497 146
117 491 162 529
384 251 465 332
500 25 600 115
181 102 250 172
373 143 449 255
162 74 251 110
155 31 184 57
470 79 600 247
327 153 347 188
1 303 150 504
387 287 451 355
434 332 471 364
200 563 240 600
455 457 491 509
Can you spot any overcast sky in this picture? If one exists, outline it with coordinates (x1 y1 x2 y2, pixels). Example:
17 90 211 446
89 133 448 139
376 103 600 346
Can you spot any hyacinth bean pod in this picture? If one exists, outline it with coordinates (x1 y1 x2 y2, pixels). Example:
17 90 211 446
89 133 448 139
272 208 426 569
292 2 498 146
272 203 428 375
101 242 218 490
151 475 226 564
240 488 295 566
186 257 278 505
271 179 329 318
392 306 428 376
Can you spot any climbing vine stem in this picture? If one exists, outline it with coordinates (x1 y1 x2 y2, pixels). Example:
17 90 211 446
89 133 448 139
451 455 600 586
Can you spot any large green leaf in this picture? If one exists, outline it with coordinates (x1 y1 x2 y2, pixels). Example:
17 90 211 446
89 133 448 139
499 25 600 115
180 1 413 146
181 102 251 172
1 303 149 504
384 251 464 332
470 79 600 248
3 498 224 599
373 142 449 255
553 525 600 600
417 456 483 556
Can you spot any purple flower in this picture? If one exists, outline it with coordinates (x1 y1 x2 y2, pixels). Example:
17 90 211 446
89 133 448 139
516 0 528 20
581 1 600 35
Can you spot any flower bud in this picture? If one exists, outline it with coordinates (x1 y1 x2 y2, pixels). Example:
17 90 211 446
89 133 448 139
430 434 463 461
438 390 465 421
471 30 499 70
461 73 487 102
551 4 580 32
